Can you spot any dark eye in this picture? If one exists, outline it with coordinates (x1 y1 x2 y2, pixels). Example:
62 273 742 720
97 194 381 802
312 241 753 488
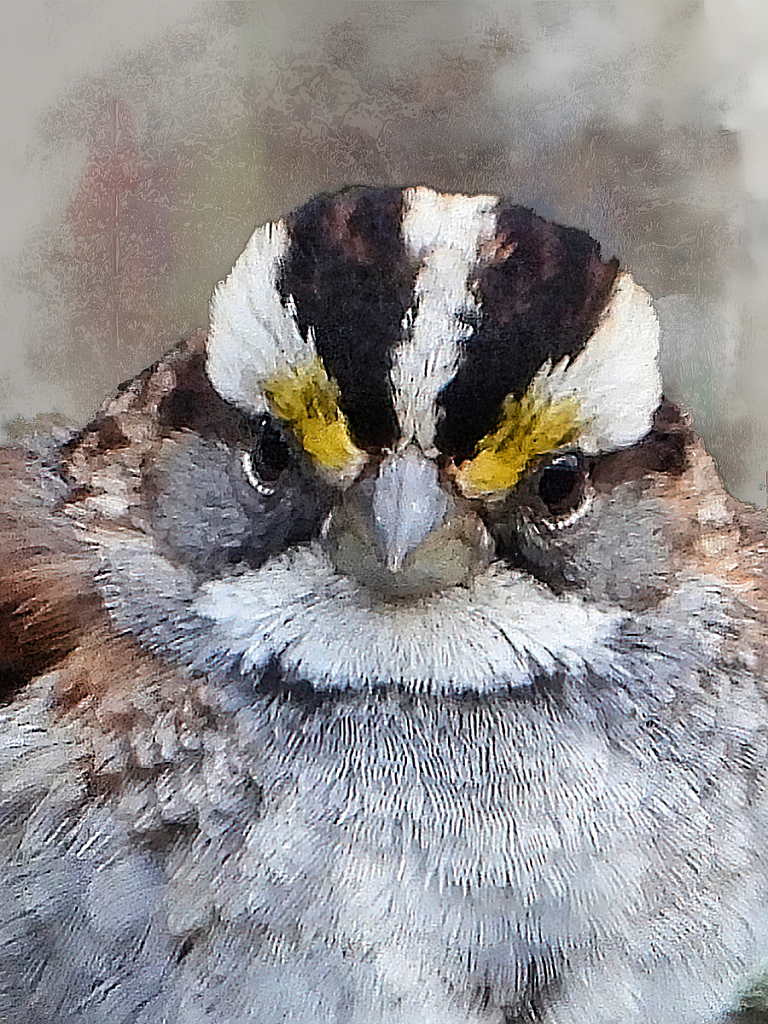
537 453 588 520
243 415 293 495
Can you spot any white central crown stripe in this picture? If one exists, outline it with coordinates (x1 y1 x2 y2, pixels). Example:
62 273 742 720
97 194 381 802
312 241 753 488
207 193 662 459
207 220 311 415
391 188 499 453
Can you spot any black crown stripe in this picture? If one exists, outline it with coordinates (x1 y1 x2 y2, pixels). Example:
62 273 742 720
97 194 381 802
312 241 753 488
278 189 620 462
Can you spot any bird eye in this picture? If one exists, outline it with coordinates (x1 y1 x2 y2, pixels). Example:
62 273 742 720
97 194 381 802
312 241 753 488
242 415 292 496
537 453 588 522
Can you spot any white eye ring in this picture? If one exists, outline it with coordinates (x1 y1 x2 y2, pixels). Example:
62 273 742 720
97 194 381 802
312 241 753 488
541 488 593 531
241 451 277 496
536 452 592 530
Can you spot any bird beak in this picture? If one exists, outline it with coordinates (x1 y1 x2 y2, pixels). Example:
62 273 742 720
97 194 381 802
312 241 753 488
323 445 493 599
371 446 451 571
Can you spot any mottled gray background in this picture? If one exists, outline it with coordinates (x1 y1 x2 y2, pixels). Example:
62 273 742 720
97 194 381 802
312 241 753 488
1 0 766 505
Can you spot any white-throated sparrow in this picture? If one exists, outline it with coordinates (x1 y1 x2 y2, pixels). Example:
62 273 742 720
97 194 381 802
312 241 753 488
1 187 767 1023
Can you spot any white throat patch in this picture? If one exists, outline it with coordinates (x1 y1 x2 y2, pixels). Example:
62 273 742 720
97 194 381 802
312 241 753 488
193 545 624 696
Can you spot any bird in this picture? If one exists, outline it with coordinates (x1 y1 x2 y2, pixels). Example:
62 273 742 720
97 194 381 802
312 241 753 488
1 185 767 1024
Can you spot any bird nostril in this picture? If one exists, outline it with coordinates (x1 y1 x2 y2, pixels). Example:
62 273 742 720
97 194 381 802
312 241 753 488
383 548 407 574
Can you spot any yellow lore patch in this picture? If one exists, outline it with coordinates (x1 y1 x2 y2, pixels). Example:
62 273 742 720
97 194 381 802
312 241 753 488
263 359 365 478
456 391 581 497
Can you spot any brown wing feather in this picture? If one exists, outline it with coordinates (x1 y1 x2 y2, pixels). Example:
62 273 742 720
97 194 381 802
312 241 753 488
0 446 103 698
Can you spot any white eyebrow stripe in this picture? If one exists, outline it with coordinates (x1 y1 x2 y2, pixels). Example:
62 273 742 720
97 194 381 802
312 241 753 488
531 272 662 452
391 188 499 454
207 220 313 417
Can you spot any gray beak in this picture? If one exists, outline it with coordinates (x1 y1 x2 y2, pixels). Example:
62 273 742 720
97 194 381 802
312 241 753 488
323 445 493 599
371 447 451 571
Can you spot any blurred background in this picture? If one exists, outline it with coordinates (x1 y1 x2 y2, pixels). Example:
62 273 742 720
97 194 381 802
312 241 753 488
1 0 766 505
